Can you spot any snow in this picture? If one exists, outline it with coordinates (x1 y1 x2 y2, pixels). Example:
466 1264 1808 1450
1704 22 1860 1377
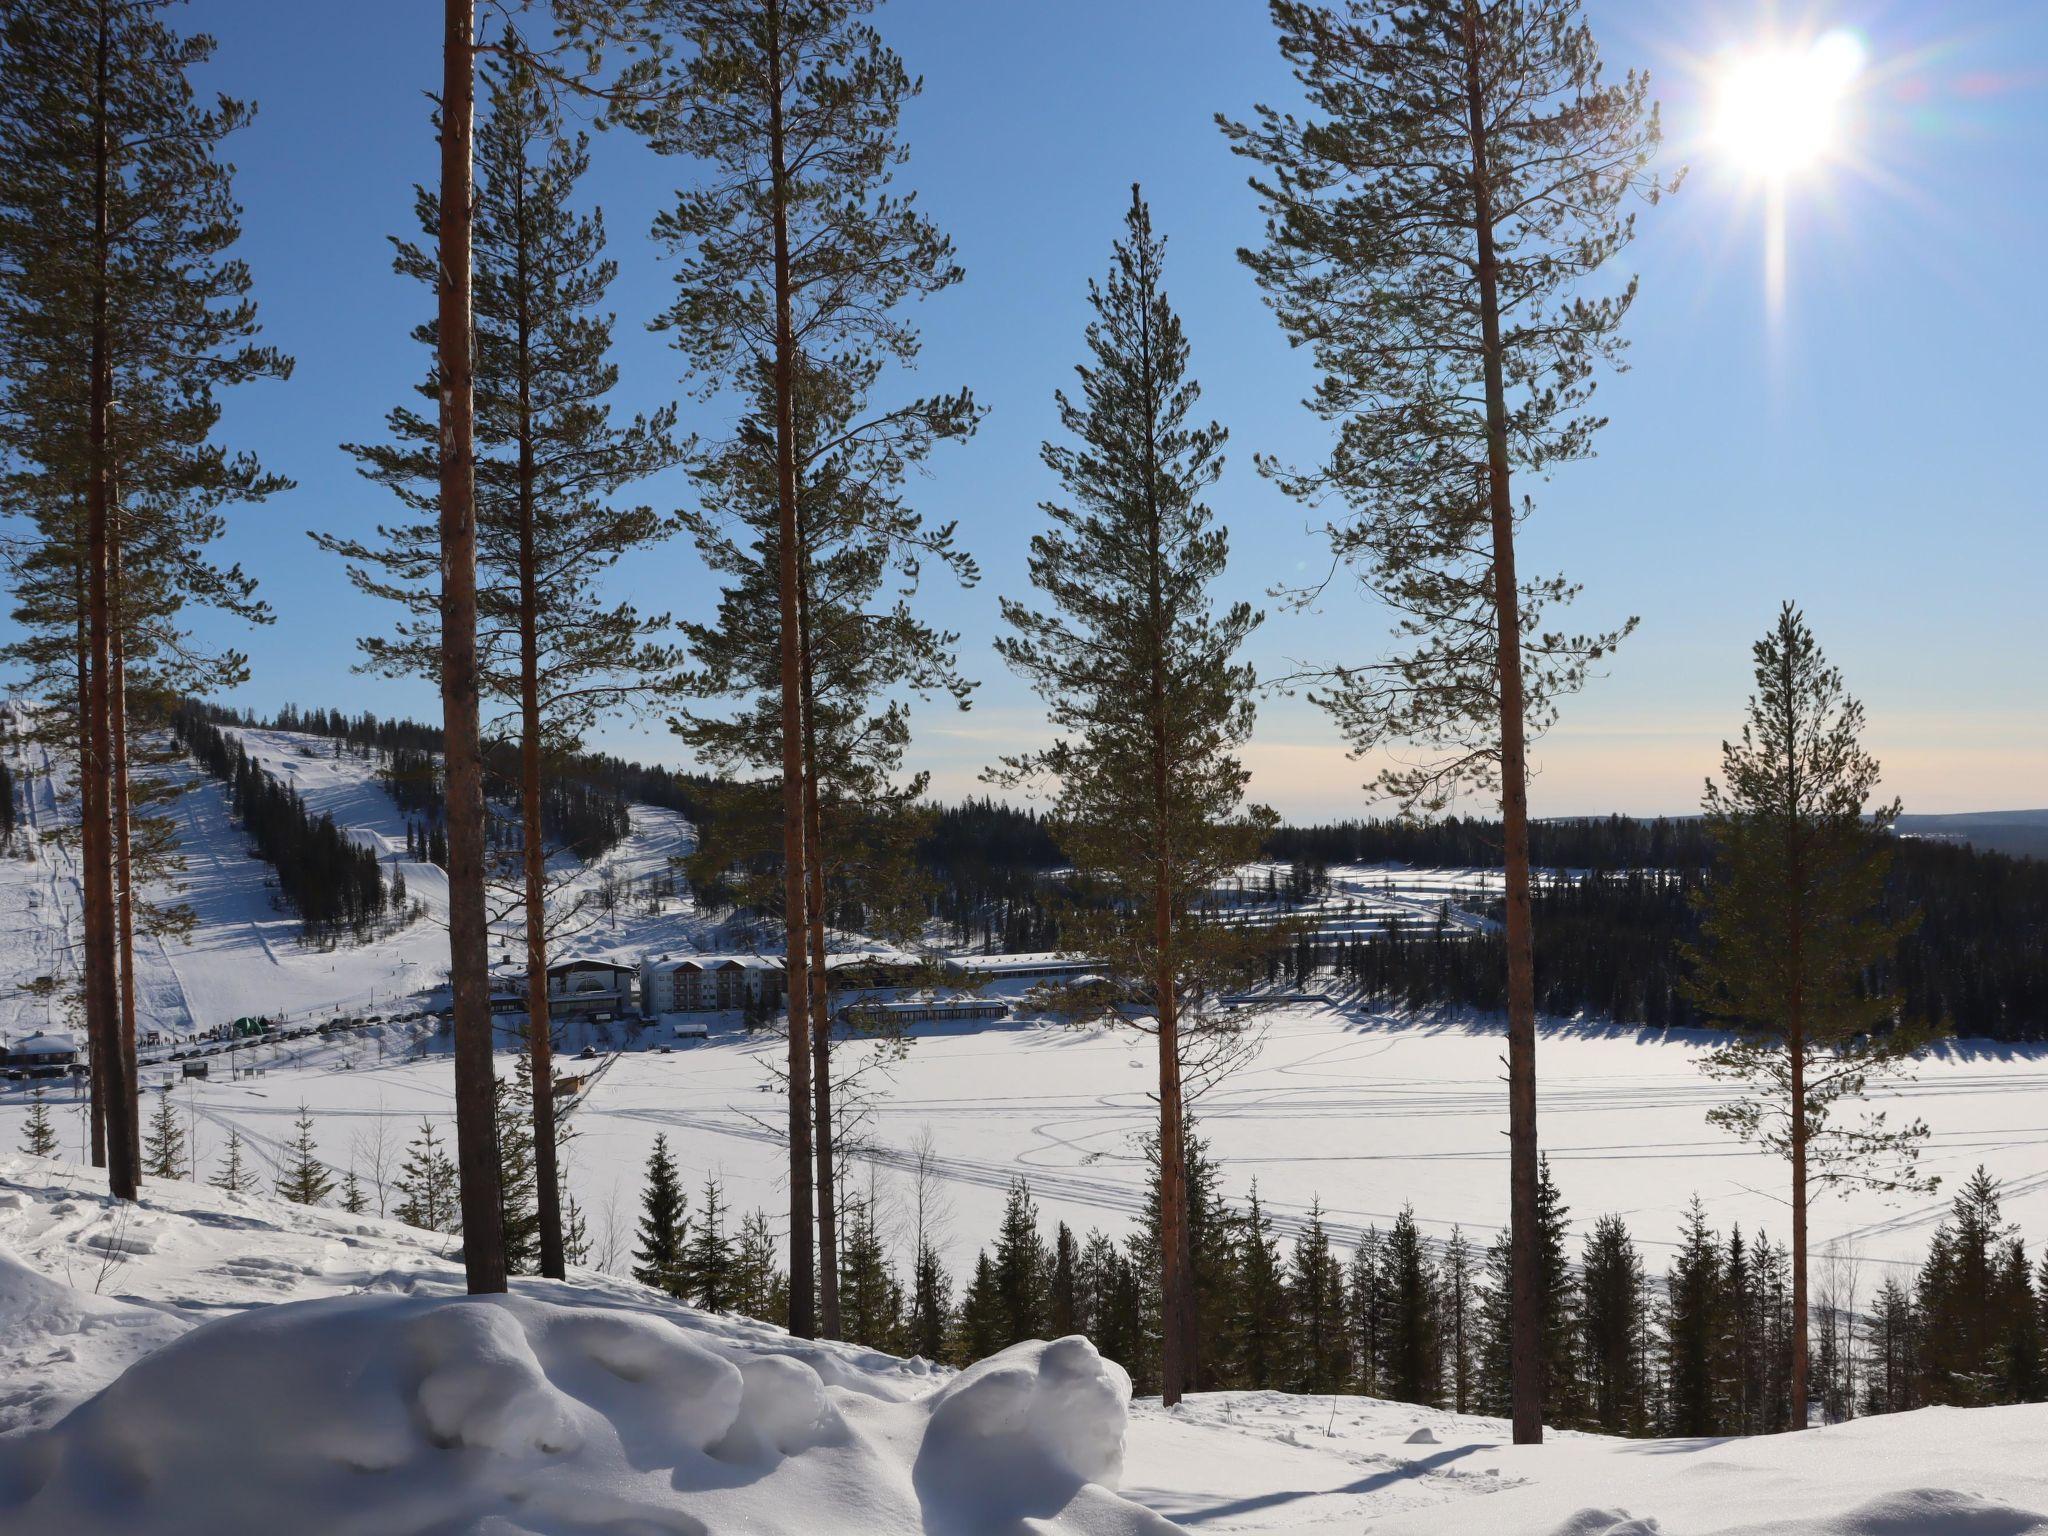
0 1161 1160 1536
3 1163 2048 1533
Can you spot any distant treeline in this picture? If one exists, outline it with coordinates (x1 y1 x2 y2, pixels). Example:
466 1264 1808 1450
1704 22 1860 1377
172 710 395 943
1290 842 2048 1042
1266 813 1721 871
918 798 1064 952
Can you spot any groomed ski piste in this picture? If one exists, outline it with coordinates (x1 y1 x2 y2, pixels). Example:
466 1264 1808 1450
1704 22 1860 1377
3 1157 2048 1534
5 722 2048 1531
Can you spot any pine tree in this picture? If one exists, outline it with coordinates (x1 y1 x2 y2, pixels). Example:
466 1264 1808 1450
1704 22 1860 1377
208 1128 256 1194
1663 1198 1723 1435
646 0 970 1343
395 1118 460 1233
1685 604 1933 1429
1289 1198 1350 1393
632 1133 689 1297
21 1087 58 1158
992 188 1275 1406
1580 1214 1649 1434
1223 0 1668 1446
274 1104 334 1206
1381 1206 1441 1406
325 56 681 1283
990 1179 1050 1350
686 1176 735 1312
0 0 292 1201
142 1090 185 1180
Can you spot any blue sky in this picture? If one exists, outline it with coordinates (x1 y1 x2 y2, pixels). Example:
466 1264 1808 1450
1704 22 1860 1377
125 0 2048 819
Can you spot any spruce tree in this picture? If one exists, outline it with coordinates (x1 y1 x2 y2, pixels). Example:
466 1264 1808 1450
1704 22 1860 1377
1233 1183 1289 1391
209 1128 256 1195
1580 1214 1649 1434
142 1091 185 1180
990 1179 1051 1349
395 1118 461 1233
1223 0 1668 1445
325 56 680 1282
340 1167 369 1216
908 1233 953 1364
1915 1167 2017 1407
1685 604 1932 1429
1478 1158 1575 1422
836 1190 902 1350
686 1176 735 1312
274 1104 334 1206
1050 1223 1080 1338
1381 1206 1441 1406
494 1062 540 1274
1862 1273 1917 1416
21 1088 59 1158
1663 1198 1723 1435
953 1251 1003 1366
645 0 970 1342
734 1208 787 1327
1350 1226 1389 1398
1289 1198 1350 1393
992 188 1275 1406
632 1133 689 1297
1441 1226 1477 1413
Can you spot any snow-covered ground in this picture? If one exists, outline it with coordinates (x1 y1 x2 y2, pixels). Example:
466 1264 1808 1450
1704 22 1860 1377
24 1003 2040 1293
3 723 2046 1291
4 1158 2048 1535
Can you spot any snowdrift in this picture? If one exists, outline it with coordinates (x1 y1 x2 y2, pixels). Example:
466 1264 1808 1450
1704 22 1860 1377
0 1289 1162 1536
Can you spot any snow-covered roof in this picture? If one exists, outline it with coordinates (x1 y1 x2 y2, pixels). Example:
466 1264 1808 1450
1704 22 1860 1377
4 1030 79 1057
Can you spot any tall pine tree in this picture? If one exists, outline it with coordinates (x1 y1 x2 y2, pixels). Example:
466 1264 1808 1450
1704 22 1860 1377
1223 0 1668 1443
992 187 1275 1406
1685 604 1932 1428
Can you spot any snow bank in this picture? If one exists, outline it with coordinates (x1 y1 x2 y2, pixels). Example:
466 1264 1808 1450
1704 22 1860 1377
0 1291 1164 1536
1546 1488 2048 1535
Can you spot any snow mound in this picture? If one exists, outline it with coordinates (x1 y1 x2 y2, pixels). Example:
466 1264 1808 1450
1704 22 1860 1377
0 1246 188 1436
0 1292 1168 1536
1405 1425 1440 1445
1547 1512 1661 1536
1720 1487 2048 1536
918 1335 1177 1533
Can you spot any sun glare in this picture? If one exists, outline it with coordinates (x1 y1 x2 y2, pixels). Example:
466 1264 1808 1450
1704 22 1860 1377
1714 31 1865 180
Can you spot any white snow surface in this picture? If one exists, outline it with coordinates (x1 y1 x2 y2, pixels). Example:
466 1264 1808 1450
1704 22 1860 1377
4 1160 2048 1534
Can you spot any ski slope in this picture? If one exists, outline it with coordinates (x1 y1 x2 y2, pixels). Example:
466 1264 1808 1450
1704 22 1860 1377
5 1158 2048 1535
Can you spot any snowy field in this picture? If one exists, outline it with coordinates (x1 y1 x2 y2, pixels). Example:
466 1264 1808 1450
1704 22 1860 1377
3 1157 2047 1535
15 1003 2041 1296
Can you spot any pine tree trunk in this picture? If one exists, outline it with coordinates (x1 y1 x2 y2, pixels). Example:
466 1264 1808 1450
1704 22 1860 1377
513 168 565 1281
75 558 105 1170
1784 632 1810 1429
110 538 140 1173
764 0 816 1340
800 607 839 1338
438 0 506 1294
1463 0 1542 1446
83 1 137 1202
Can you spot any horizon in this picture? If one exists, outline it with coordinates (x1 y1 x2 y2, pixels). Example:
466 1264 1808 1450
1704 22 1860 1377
15 0 2045 820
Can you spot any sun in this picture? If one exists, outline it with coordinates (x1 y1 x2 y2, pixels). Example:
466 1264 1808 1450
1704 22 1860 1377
1713 31 1866 180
